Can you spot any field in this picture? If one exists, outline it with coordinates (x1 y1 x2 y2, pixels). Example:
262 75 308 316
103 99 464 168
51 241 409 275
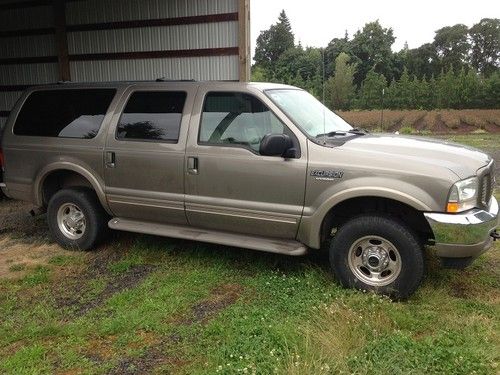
338 109 500 134
0 135 499 374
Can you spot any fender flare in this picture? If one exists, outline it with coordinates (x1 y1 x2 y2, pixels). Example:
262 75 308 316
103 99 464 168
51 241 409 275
299 187 433 249
34 162 112 215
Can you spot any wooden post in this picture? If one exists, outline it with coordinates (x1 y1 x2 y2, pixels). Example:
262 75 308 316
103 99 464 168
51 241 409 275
53 0 71 81
238 0 250 82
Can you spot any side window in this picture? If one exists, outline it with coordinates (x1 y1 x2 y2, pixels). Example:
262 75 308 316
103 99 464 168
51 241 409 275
199 92 287 152
14 89 116 138
117 91 186 142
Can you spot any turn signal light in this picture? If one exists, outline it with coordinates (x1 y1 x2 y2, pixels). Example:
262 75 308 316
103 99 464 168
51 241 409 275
446 202 459 213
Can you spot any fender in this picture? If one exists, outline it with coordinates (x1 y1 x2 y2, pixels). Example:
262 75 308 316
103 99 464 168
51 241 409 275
34 161 112 215
298 184 434 249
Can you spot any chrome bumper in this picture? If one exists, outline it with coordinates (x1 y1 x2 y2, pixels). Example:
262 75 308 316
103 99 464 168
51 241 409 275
424 197 499 258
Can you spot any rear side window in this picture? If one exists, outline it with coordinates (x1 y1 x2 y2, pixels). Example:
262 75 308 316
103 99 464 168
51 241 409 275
14 89 116 138
117 91 186 142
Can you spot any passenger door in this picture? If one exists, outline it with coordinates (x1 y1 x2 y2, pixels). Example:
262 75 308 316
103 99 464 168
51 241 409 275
104 85 195 225
185 88 308 239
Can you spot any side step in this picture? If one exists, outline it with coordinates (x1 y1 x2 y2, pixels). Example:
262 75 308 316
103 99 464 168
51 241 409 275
108 218 308 256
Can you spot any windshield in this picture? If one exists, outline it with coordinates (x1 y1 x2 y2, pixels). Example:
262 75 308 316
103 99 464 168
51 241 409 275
265 89 353 138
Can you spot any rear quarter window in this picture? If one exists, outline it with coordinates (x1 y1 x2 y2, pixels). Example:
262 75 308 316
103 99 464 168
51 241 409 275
14 89 116 138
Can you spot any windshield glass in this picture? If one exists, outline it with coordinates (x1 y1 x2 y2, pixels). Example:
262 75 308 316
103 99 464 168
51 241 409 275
265 89 352 138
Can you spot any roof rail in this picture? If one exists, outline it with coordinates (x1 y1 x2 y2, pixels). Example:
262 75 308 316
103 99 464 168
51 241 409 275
155 77 197 82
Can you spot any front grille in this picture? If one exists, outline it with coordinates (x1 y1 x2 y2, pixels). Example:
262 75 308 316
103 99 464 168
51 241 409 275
480 173 492 206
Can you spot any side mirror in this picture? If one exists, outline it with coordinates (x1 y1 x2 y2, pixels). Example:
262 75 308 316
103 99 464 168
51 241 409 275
259 134 297 158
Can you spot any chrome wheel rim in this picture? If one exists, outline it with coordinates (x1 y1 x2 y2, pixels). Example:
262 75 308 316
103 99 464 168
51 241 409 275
348 235 402 287
57 203 86 240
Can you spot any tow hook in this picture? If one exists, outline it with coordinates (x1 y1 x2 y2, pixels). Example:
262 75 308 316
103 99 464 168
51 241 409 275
492 229 500 241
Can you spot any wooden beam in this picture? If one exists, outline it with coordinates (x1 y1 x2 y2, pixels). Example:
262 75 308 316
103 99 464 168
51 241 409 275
0 0 51 11
69 47 239 62
67 13 239 32
53 0 71 81
238 0 250 82
0 27 54 38
0 56 58 65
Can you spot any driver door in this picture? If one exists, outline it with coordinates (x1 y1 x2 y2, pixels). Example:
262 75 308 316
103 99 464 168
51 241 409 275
185 88 307 239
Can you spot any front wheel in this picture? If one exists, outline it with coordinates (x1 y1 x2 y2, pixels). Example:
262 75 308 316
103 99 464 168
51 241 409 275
47 188 109 251
330 215 424 300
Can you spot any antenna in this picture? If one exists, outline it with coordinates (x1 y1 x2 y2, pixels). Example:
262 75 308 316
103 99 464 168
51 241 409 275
322 48 326 145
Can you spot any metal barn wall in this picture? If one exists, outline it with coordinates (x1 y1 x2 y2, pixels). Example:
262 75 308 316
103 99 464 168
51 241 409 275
0 0 250 128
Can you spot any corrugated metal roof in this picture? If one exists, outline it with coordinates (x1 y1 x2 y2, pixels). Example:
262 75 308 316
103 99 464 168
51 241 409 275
0 34 56 59
67 21 238 54
70 55 239 82
0 4 53 30
0 63 59 85
0 91 23 110
66 0 238 24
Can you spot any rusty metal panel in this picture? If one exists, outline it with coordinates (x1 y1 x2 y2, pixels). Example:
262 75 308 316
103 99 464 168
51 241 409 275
70 55 239 82
66 0 238 24
67 21 238 54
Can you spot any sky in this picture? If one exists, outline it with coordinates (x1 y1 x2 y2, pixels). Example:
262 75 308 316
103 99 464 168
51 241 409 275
250 0 500 60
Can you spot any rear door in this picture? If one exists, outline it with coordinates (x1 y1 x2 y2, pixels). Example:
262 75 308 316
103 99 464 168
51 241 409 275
104 84 196 225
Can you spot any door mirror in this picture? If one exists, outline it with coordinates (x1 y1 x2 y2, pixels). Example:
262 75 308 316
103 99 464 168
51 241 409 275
259 134 296 158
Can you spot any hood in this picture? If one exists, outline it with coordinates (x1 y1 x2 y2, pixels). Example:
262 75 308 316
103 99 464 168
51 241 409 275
335 134 491 179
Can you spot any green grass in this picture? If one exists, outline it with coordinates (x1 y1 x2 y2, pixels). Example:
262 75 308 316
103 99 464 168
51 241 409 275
0 134 498 374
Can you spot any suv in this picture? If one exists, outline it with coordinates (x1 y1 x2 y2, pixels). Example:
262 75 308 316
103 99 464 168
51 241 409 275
1 81 498 299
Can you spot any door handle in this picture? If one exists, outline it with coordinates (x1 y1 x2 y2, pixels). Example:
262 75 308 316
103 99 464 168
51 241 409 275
106 151 116 168
187 156 198 175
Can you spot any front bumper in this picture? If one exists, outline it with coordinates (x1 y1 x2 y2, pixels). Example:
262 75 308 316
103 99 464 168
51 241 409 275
424 197 499 259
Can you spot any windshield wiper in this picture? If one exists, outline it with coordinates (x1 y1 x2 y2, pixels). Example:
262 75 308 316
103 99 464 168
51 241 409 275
316 128 368 138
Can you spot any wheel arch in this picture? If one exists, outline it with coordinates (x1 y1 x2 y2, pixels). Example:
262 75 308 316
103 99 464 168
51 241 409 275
299 190 435 249
35 162 111 215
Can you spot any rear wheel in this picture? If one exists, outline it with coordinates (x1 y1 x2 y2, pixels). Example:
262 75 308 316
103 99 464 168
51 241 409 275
329 215 424 300
47 188 108 250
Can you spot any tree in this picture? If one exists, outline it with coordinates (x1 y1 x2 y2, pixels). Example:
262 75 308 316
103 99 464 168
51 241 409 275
325 53 356 110
405 43 441 79
254 10 294 68
469 18 500 77
351 21 396 87
324 31 352 77
434 24 470 71
358 69 387 109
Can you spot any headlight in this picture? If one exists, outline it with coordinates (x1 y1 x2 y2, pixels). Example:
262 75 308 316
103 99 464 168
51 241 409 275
447 177 478 213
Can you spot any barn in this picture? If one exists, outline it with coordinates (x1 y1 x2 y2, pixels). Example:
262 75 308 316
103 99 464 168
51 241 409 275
0 0 251 129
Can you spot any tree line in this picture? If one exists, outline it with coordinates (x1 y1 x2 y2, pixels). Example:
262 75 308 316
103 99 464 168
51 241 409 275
252 12 500 110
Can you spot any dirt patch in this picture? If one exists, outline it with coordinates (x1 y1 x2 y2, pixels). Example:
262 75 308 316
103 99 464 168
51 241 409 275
0 200 49 242
0 237 65 279
179 283 244 325
106 283 244 375
54 254 157 317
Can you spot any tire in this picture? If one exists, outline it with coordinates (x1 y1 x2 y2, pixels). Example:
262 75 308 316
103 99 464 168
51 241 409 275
329 215 424 300
47 188 109 251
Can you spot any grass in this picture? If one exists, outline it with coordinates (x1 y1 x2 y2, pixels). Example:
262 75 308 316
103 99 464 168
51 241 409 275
0 134 499 374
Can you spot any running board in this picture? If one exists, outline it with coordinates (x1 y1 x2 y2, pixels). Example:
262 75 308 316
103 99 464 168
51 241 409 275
108 218 308 256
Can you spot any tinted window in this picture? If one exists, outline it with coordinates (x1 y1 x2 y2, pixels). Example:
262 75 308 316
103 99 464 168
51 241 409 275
199 92 285 152
14 89 115 138
117 91 186 142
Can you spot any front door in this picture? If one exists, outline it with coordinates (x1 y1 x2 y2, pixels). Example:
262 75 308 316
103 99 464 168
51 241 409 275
104 85 195 225
185 88 307 239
